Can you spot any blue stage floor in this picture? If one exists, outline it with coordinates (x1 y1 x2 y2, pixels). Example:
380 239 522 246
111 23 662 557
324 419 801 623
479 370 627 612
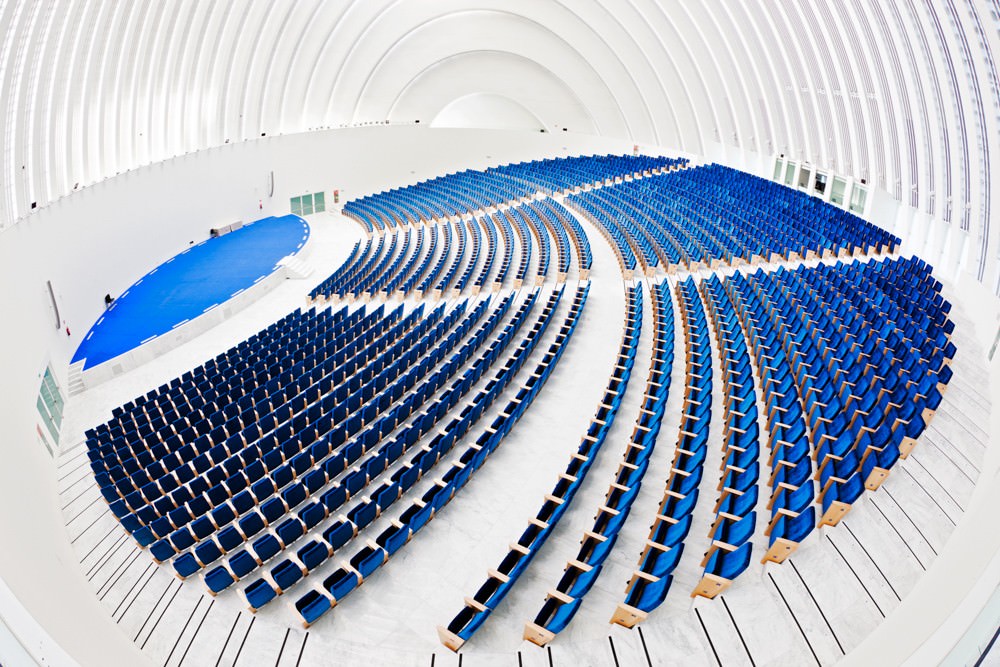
73 215 309 370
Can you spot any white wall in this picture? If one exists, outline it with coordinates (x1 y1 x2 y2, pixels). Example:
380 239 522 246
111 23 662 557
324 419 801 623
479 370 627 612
0 126 635 666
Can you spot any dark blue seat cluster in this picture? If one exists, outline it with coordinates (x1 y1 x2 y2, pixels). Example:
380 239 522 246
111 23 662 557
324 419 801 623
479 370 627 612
91 305 406 530
230 292 544 608
487 154 687 195
293 284 591 627
140 301 466 568
343 154 687 232
440 284 641 650
226 289 535 609
567 164 900 275
523 282 676 646
192 297 509 594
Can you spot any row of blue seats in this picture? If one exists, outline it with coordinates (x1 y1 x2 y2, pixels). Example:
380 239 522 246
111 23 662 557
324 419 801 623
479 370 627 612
92 305 406 504
523 281 675 646
725 273 820 560
93 306 352 449
124 302 462 552
511 205 548 284
566 164 900 276
488 155 688 196
610 277 715 627
228 292 542 605
439 284 642 650
292 285 587 626
343 155 687 232
690 276 758 598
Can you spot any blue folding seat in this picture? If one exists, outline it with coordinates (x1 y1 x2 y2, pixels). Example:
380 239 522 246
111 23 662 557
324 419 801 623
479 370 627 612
216 525 243 553
351 545 387 580
228 550 257 579
204 566 235 594
324 568 360 601
533 595 583 636
230 489 255 516
348 500 378 531
251 533 281 564
711 513 755 547
189 515 215 540
210 503 236 530
272 464 294 490
298 540 331 572
173 553 200 578
340 461 366 492
639 541 683 579
703 541 752 580
244 578 277 610
624 569 674 613
400 501 434 533
238 511 265 540
275 518 305 547
149 539 176 563
270 559 304 593
282 482 307 509
194 540 223 567
296 590 332 627
763 506 817 563
299 501 327 531
260 496 286 524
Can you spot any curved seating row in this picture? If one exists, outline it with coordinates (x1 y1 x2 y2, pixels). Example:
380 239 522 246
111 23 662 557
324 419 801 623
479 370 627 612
439 284 642 650
343 154 687 232
292 284 589 626
180 296 515 591
523 281 675 646
566 165 900 276
690 276 758 600
233 290 542 607
610 277 713 628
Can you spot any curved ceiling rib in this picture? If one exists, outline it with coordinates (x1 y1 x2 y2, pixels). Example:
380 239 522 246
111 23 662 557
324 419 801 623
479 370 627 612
0 0 998 289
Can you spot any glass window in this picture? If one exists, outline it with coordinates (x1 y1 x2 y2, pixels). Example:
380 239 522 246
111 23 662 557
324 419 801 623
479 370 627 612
301 193 314 216
773 158 784 181
313 192 325 213
784 162 796 185
290 196 302 215
850 185 868 214
798 167 812 189
36 366 63 445
831 177 847 206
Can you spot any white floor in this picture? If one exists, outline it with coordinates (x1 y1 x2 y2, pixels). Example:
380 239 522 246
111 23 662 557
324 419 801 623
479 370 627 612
54 191 989 666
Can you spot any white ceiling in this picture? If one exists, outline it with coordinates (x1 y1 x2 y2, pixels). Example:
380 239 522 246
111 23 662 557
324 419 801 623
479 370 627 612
1 0 998 288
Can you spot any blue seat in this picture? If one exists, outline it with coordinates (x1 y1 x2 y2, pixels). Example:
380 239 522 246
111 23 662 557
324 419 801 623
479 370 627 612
270 558 304 592
295 590 332 626
244 578 277 610
204 566 235 594
251 533 281 564
229 550 257 579
324 568 360 601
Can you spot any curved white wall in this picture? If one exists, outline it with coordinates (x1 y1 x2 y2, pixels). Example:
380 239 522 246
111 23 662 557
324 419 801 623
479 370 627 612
2 0 999 289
